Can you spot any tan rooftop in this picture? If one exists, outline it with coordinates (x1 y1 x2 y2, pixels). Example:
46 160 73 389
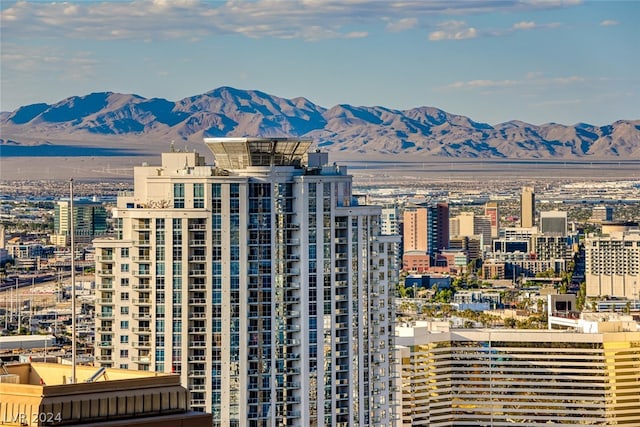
0 362 211 426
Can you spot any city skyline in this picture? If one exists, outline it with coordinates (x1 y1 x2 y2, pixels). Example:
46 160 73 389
1 0 638 126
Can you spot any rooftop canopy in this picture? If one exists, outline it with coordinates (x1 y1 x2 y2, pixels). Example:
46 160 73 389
204 137 313 170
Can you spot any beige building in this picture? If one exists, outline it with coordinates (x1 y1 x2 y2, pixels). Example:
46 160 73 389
404 205 428 254
520 186 535 228
0 362 211 426
585 230 640 299
396 322 640 426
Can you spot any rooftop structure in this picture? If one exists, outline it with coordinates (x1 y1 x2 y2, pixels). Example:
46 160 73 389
0 362 211 426
204 137 312 169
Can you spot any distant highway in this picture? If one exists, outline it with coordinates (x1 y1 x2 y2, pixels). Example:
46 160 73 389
0 273 60 291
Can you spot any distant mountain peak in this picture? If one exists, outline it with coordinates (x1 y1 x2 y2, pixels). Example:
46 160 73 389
1 86 638 159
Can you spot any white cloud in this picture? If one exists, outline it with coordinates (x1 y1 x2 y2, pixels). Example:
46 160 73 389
513 21 537 30
385 18 418 32
1 43 97 79
600 19 619 27
429 20 478 41
0 0 580 42
445 74 586 90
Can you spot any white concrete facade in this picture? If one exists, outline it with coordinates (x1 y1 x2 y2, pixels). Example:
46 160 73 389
93 138 398 427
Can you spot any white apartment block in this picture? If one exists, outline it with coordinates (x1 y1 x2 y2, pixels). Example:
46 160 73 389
585 230 640 299
93 138 399 427
396 322 640 426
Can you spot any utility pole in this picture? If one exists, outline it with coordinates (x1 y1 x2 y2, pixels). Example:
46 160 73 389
70 179 77 384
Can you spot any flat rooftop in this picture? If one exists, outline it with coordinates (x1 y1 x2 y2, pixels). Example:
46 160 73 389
0 363 211 426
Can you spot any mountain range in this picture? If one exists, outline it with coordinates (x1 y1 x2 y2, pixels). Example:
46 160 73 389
1 86 639 159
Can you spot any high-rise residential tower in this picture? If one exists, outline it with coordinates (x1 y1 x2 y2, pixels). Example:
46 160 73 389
93 138 398 426
521 186 535 228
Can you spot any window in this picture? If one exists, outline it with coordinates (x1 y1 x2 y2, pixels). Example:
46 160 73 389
120 292 129 301
121 248 129 258
173 183 185 208
120 335 129 344
120 349 129 358
120 278 129 287
121 264 129 273
120 320 129 329
120 306 129 315
194 183 205 208
119 364 128 369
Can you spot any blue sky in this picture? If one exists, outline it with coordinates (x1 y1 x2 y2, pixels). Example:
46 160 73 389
1 0 638 125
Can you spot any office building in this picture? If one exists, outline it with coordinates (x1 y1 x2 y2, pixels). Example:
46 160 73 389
52 200 108 246
520 186 535 228
484 201 500 238
450 212 491 249
0 362 211 426
427 202 449 256
93 138 398 426
540 210 568 236
585 230 640 299
592 205 614 222
396 322 640 426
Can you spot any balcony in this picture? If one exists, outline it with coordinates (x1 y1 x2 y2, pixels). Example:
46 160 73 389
132 298 152 306
132 283 151 290
132 327 151 334
188 370 206 377
132 270 152 277
134 240 151 246
96 312 114 319
97 255 113 262
96 283 113 290
190 240 207 246
97 270 114 277
189 270 207 277
189 255 207 262
188 224 207 231
132 341 151 349
132 255 151 262
132 313 152 320
95 355 113 362
97 298 114 305
97 341 113 348
189 298 207 305
131 356 151 364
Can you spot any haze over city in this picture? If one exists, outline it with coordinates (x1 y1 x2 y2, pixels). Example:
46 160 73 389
1 0 639 126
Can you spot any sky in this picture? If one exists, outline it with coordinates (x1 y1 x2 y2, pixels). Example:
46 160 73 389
1 0 638 126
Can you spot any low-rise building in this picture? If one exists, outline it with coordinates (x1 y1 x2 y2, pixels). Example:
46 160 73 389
0 362 211 426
